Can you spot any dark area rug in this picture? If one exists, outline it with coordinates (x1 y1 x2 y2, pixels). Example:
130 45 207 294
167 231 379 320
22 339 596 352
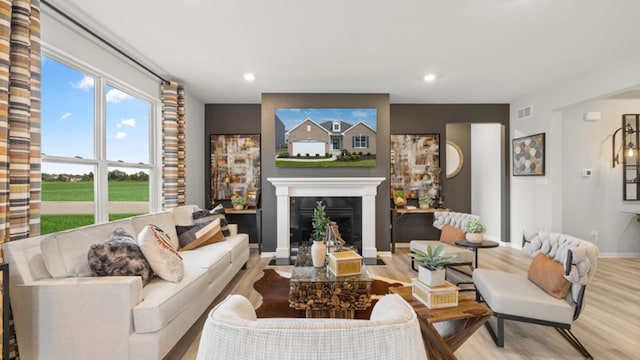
253 268 405 319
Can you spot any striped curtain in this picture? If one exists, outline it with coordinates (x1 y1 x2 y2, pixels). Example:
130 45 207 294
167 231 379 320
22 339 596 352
161 81 186 208
0 0 41 358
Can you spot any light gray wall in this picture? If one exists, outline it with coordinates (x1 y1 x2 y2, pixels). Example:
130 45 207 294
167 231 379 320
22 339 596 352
261 94 391 253
471 124 502 242
560 99 640 256
185 92 205 208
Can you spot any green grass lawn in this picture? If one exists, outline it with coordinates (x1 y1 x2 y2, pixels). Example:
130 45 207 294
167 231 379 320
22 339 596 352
276 158 376 167
43 181 149 201
41 213 142 234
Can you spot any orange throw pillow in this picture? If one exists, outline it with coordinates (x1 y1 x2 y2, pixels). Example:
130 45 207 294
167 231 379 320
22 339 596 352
440 224 465 246
528 253 571 299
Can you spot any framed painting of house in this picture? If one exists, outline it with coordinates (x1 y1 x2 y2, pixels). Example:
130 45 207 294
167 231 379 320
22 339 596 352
390 134 440 199
210 134 261 205
274 108 377 167
512 133 545 176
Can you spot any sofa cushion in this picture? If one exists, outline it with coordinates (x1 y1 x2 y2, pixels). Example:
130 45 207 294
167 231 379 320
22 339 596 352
88 227 153 286
410 240 473 264
138 225 184 283
440 224 465 246
179 234 247 269
473 268 574 324
131 211 180 250
171 205 196 226
133 266 208 333
40 218 136 278
177 219 225 251
528 253 571 299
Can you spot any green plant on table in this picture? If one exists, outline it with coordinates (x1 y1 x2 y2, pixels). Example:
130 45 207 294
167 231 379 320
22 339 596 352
231 196 248 207
312 200 330 242
418 194 434 207
462 218 486 234
410 244 454 271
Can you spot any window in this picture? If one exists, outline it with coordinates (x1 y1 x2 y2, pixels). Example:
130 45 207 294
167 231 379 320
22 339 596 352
352 135 369 149
332 121 340 132
41 53 157 233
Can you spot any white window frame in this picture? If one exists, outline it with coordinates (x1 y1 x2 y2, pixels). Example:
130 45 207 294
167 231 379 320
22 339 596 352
332 121 340 132
41 46 161 224
352 135 369 149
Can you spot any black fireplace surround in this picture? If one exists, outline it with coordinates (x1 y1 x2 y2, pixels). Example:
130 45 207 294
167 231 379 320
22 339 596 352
290 196 362 252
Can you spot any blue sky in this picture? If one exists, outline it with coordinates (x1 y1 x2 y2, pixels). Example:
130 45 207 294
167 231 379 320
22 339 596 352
275 108 377 131
41 56 150 175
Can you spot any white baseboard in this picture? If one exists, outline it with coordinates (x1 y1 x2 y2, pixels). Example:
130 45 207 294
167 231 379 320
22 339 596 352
260 251 276 258
598 252 640 258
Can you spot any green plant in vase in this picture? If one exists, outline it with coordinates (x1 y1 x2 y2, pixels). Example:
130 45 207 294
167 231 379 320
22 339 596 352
411 244 453 286
462 218 486 243
418 194 434 209
231 196 248 210
310 201 330 267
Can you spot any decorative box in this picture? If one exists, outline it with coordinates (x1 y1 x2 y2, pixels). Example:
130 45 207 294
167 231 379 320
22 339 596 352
327 250 363 276
411 278 458 309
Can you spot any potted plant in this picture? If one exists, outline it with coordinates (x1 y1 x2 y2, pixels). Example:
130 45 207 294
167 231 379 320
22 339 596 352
231 196 248 210
411 244 453 286
310 201 330 267
462 218 486 243
418 194 434 209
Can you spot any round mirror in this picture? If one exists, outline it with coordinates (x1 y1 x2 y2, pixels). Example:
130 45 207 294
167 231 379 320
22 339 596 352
446 141 464 179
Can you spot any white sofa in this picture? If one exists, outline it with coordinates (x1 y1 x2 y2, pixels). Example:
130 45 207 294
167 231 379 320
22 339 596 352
196 294 428 360
2 206 250 360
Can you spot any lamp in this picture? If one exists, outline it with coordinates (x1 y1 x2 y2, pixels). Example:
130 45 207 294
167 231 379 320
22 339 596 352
612 123 636 167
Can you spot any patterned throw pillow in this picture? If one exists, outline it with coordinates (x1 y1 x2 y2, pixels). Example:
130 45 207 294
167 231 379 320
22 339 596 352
176 218 225 251
87 227 153 286
528 253 571 299
193 203 230 236
138 224 184 283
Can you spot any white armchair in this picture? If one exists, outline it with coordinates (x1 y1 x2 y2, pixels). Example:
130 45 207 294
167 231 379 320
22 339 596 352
196 294 427 360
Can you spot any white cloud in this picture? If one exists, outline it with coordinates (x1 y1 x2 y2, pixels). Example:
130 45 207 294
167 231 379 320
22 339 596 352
120 118 136 127
116 124 122 128
71 75 94 90
60 112 72 121
114 131 127 140
106 89 133 103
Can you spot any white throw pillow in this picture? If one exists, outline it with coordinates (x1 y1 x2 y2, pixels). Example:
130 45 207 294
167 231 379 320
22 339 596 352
138 224 184 283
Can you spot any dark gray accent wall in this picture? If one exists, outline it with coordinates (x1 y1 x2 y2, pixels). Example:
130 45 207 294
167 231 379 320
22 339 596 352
446 123 471 214
204 101 511 250
261 93 391 253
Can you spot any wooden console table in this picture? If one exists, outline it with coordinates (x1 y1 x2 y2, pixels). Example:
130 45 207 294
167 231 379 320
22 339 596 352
390 208 449 253
390 285 492 360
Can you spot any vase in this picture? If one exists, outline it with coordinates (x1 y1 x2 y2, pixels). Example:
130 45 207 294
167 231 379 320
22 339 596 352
233 204 245 210
465 232 484 243
311 241 327 267
418 266 446 287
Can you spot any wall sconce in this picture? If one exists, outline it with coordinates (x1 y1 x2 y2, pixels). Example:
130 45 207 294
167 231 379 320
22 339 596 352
612 123 636 167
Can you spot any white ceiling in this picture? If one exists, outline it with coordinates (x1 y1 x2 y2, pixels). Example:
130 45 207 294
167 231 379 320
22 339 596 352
49 0 640 104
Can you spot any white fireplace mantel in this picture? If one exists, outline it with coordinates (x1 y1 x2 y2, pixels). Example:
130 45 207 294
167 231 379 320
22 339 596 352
267 177 385 261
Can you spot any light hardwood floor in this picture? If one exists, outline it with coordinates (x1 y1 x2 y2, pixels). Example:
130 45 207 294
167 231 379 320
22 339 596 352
165 246 640 360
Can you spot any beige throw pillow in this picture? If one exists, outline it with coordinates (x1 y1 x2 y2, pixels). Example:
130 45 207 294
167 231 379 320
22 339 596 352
528 253 571 299
138 224 184 283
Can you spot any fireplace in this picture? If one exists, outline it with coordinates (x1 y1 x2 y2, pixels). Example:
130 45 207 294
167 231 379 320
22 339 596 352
290 197 362 251
267 177 385 264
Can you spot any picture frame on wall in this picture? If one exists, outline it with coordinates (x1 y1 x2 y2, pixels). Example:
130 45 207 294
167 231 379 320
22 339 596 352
389 134 440 199
210 134 261 205
512 132 545 176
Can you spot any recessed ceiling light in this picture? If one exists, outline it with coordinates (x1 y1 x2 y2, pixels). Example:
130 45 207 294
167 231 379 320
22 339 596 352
243 73 256 82
423 73 436 82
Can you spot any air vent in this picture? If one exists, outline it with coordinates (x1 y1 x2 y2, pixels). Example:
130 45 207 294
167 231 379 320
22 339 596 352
516 105 533 120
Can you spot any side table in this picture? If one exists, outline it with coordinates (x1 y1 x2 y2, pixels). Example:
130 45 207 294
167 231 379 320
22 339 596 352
454 239 499 268
390 286 492 360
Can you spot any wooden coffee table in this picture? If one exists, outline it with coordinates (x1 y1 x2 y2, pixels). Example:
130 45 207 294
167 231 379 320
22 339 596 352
390 286 492 360
289 266 373 319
